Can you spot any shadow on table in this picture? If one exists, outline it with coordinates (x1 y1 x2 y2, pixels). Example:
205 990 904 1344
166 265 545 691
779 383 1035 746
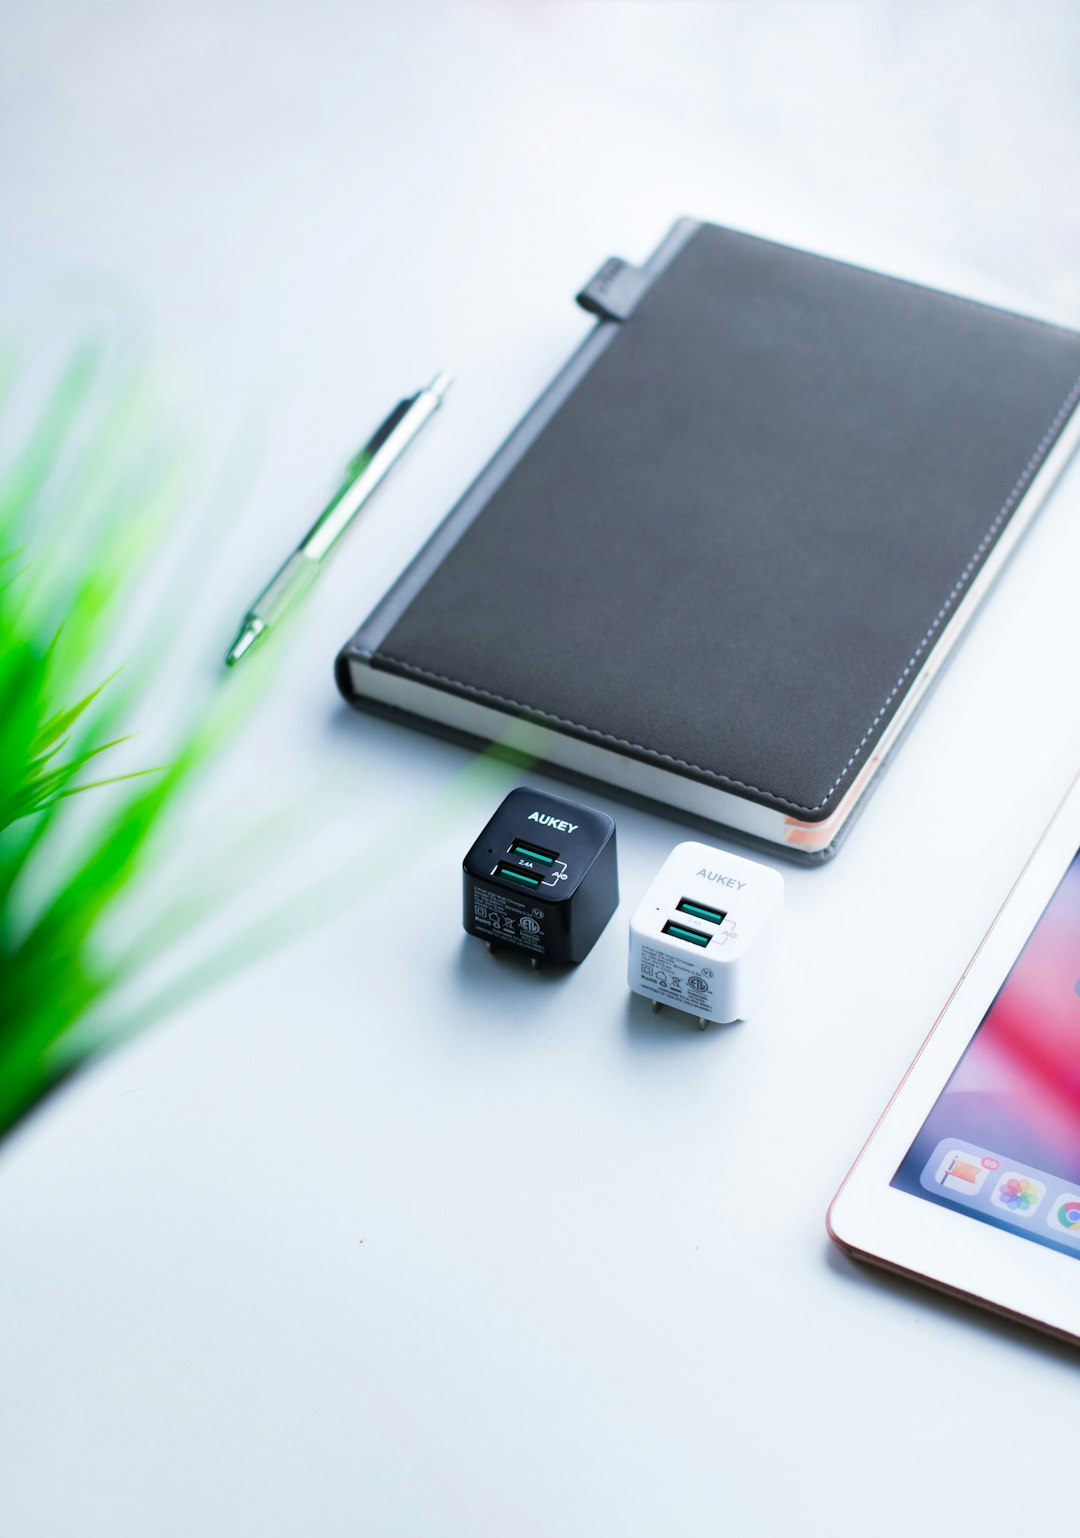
622 990 747 1053
823 1238 1080 1369
448 929 576 1004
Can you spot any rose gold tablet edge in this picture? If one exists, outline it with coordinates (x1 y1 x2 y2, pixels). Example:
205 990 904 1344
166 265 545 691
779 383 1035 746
826 767 1080 1337
830 1237 1080 1348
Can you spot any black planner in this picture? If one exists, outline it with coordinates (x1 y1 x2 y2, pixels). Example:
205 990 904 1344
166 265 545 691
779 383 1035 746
336 220 1080 861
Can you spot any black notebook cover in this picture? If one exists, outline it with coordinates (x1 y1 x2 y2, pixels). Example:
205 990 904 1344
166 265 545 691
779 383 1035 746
337 220 1080 861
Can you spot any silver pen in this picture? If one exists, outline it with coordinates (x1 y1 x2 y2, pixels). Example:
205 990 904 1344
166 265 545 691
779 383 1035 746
225 370 452 667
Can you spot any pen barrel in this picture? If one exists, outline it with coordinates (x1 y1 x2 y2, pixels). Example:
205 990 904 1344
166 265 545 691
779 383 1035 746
251 550 320 626
303 387 444 560
228 373 450 664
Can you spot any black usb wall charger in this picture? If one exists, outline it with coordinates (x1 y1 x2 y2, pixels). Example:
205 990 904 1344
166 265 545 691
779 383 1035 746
462 787 618 965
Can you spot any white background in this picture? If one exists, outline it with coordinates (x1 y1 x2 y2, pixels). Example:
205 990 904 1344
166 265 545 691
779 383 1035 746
3 4 1080 1534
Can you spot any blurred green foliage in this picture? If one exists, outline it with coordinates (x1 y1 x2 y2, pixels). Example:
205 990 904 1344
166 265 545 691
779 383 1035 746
0 328 531 1143
0 338 227 1134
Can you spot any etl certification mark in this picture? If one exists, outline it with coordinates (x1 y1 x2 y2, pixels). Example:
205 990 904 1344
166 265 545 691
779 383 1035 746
520 916 541 935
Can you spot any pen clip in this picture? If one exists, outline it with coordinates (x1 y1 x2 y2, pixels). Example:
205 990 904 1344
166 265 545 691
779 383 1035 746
343 396 413 479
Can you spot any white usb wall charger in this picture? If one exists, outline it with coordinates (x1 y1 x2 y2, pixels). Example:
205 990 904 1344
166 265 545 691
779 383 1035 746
628 842 783 1027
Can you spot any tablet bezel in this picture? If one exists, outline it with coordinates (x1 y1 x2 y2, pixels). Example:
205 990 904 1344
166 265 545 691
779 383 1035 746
828 769 1080 1343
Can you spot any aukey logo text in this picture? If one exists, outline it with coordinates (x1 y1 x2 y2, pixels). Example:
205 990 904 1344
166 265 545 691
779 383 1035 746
529 812 578 834
696 869 746 890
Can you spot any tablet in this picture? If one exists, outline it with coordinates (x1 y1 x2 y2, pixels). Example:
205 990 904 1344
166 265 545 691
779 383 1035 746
828 770 1080 1343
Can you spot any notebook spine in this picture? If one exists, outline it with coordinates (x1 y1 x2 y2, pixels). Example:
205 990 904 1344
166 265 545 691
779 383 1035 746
336 218 701 694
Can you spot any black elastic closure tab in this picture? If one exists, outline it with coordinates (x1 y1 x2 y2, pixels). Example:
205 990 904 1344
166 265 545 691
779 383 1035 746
576 257 651 323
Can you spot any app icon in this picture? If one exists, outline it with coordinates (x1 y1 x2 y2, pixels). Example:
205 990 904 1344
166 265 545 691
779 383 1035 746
1047 1194 1080 1236
934 1149 993 1195
990 1172 1045 1216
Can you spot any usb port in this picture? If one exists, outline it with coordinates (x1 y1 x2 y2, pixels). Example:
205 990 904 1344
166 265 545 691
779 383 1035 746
662 919 711 948
676 897 727 927
494 861 543 890
507 839 557 866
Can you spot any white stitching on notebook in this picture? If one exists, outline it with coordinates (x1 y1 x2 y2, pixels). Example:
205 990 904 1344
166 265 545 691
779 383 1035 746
811 366 1080 810
367 653 808 804
721 223 1080 346
374 367 1080 817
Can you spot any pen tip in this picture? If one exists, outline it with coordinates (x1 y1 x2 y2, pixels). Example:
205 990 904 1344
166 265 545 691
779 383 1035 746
427 370 452 401
224 619 264 668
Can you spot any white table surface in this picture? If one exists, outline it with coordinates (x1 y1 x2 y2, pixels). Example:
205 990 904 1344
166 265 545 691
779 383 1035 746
3 4 1080 1534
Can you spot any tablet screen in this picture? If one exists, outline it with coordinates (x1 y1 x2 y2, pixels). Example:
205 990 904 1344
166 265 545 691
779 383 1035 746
892 847 1080 1259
